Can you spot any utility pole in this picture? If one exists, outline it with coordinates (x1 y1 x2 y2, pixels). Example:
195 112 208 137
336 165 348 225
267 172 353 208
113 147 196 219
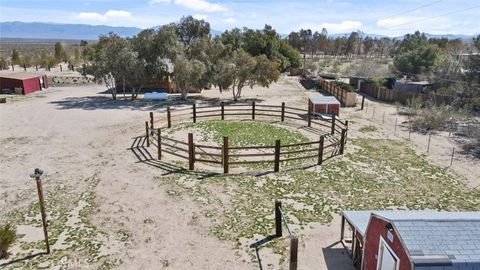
30 168 50 254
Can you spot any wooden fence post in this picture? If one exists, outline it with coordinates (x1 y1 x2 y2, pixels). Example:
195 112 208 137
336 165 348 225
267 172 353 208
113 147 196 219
221 101 225 120
361 96 365 110
394 117 397 134
340 89 344 107
36 65 38 71
340 129 346 154
289 236 298 270
12 64 14 71
192 102 197 123
252 101 256 120
167 107 171 128
331 114 336 135
157 128 161 160
274 140 281 172
450 147 455 166
223 136 229 173
281 102 285 122
24 64 27 71
318 136 324 165
145 121 150 147
408 122 411 141
150 112 154 135
345 120 349 145
188 133 195 170
275 200 282 237
427 134 431 153
307 107 312 127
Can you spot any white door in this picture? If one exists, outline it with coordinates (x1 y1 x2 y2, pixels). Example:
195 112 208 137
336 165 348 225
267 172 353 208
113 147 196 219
378 240 398 270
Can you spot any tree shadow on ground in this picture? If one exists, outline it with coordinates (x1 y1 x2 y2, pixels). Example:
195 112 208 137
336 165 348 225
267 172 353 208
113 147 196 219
322 241 356 270
50 94 265 111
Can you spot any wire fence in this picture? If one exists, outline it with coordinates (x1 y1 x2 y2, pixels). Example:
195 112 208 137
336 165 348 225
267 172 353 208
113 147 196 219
355 94 479 168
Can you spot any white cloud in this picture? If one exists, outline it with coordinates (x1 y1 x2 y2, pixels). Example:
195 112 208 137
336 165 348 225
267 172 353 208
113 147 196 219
104 10 132 18
319 20 362 33
74 10 132 22
148 0 171 4
225 17 235 24
75 12 107 22
193 14 208 20
376 17 413 28
173 0 227 12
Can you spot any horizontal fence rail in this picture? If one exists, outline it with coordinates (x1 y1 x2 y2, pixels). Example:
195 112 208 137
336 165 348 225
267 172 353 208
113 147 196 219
143 102 348 173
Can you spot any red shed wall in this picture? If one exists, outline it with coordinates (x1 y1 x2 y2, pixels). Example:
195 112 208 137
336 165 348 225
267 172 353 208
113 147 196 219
362 216 411 270
314 104 339 115
0 78 23 89
22 77 41 94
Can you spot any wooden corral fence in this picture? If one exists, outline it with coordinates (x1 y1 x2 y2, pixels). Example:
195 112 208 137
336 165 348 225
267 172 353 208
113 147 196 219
144 102 349 173
317 79 357 107
300 76 356 107
359 82 455 104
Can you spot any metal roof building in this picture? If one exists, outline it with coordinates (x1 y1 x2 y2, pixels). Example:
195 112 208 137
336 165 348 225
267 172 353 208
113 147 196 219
0 72 48 95
340 210 480 270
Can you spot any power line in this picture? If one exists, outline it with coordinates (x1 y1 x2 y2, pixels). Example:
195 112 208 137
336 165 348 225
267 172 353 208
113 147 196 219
379 0 443 21
389 4 480 29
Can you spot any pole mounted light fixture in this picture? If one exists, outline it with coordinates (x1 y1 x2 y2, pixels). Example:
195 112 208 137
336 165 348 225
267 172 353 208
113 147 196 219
30 168 50 254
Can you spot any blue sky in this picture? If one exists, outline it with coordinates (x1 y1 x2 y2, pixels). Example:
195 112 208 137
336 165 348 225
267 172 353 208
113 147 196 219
1 0 479 36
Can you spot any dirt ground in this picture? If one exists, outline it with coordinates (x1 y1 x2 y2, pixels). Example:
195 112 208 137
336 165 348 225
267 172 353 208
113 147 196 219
0 74 478 269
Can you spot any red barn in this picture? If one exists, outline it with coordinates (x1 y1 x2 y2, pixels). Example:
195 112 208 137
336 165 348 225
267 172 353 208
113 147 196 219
340 210 480 270
0 72 48 95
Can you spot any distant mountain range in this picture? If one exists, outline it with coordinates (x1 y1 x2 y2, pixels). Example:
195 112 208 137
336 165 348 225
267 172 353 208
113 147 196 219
0 21 142 40
0 21 476 42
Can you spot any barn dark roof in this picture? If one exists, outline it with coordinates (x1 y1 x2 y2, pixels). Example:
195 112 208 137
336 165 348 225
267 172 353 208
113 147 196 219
0 72 43 80
342 210 480 269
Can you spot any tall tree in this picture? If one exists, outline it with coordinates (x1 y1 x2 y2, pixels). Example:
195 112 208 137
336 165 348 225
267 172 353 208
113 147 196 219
11 49 20 65
84 33 132 100
54 42 65 62
393 31 443 78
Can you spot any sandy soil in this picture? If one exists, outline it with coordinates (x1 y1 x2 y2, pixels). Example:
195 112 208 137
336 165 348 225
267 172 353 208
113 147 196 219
1 74 478 269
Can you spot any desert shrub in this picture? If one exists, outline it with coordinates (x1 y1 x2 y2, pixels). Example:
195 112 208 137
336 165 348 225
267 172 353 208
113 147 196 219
372 77 388 88
461 124 480 158
0 223 17 259
411 104 453 132
332 80 355 92
359 125 377 133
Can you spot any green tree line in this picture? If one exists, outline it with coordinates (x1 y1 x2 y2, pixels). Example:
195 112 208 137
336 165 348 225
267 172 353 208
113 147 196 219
84 16 300 100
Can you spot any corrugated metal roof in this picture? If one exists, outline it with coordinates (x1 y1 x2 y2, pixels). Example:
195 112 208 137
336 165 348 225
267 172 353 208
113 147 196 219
0 72 43 80
309 96 340 105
